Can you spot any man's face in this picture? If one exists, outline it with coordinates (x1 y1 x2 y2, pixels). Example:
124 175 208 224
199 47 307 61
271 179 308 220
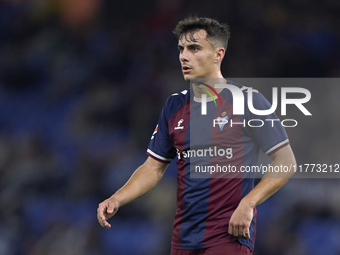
178 29 218 81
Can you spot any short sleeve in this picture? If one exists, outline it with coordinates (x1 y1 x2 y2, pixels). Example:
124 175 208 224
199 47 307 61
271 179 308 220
147 99 176 163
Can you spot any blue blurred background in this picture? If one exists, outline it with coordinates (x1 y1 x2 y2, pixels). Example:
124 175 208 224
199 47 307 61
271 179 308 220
0 0 339 254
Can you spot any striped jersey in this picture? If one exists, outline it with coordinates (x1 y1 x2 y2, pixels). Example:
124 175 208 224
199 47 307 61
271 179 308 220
147 81 289 250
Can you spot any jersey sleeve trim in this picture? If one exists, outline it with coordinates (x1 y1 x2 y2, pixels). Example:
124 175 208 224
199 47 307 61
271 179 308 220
147 149 173 163
265 139 290 156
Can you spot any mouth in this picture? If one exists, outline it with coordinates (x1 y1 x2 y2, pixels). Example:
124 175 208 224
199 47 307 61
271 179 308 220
182 66 192 74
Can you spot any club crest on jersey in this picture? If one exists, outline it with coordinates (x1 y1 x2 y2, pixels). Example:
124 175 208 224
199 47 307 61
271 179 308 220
214 112 229 131
174 119 184 130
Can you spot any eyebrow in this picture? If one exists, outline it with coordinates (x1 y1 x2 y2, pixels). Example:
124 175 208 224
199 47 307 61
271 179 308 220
177 43 202 50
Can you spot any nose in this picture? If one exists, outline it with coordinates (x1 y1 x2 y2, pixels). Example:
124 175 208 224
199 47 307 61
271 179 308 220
180 48 189 63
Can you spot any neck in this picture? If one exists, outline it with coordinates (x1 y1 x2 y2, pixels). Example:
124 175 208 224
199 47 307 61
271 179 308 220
192 74 226 99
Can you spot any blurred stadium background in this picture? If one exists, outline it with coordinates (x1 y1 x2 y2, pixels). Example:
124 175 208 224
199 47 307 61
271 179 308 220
0 0 339 254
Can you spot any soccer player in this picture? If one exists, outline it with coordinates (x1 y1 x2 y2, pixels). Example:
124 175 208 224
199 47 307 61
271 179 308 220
97 16 296 255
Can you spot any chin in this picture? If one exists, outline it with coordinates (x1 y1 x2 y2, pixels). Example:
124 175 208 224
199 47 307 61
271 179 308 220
183 74 195 82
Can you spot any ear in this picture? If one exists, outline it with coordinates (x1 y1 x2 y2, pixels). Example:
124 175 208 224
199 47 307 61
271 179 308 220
215 47 225 63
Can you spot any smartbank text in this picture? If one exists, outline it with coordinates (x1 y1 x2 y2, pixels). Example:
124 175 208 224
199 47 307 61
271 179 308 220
201 85 312 127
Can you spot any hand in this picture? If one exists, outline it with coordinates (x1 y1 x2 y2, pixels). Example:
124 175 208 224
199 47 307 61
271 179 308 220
228 200 254 239
97 196 120 228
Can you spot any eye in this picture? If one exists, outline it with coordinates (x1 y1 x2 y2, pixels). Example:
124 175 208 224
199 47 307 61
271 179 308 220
192 47 199 53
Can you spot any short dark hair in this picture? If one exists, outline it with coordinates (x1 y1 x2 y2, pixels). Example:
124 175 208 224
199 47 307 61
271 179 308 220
173 16 231 50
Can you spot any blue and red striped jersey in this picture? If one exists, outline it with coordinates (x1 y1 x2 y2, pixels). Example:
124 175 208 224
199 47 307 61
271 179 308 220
147 81 289 251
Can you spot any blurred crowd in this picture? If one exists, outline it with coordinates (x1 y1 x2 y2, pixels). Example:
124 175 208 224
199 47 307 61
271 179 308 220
0 0 339 254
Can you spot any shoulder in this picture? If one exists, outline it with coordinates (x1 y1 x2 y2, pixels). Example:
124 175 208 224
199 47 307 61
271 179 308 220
166 89 190 105
162 89 190 119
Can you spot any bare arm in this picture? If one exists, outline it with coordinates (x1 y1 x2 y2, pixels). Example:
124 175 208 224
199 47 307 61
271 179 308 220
228 144 296 239
97 156 169 228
